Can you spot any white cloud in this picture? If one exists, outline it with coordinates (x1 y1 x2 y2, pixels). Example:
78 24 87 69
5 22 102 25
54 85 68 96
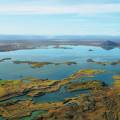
0 4 120 15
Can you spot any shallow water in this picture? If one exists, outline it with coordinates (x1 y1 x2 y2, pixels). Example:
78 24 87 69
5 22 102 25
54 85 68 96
0 45 120 119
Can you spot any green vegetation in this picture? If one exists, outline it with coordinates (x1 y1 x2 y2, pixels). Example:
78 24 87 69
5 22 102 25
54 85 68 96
67 69 105 80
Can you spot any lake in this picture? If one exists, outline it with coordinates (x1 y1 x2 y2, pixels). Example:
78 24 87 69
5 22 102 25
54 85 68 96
0 45 120 120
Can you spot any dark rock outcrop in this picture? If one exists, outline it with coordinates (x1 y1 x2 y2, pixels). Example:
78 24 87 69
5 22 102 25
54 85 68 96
101 40 118 50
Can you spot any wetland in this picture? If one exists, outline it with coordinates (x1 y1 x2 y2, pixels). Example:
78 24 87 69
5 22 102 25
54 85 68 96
0 45 120 120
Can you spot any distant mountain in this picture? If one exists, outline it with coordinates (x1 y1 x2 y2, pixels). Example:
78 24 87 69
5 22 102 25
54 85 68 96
101 40 119 50
0 35 120 41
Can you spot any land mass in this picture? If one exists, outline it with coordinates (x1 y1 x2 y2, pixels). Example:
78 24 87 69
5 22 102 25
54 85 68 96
0 35 120 51
0 69 120 120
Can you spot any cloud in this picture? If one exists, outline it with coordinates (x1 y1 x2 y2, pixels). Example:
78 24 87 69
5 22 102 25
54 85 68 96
0 4 120 15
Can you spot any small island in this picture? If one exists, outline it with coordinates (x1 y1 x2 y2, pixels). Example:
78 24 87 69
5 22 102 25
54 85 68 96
87 59 120 66
13 60 77 68
0 58 11 62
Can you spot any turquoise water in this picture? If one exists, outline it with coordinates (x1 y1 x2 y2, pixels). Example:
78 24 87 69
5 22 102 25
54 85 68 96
0 45 120 119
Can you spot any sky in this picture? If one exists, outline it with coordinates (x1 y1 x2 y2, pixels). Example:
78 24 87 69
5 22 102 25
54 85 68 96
0 0 120 36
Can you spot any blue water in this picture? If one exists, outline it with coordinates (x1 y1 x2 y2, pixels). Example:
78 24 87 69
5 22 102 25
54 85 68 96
33 86 89 103
0 45 119 82
0 45 119 88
